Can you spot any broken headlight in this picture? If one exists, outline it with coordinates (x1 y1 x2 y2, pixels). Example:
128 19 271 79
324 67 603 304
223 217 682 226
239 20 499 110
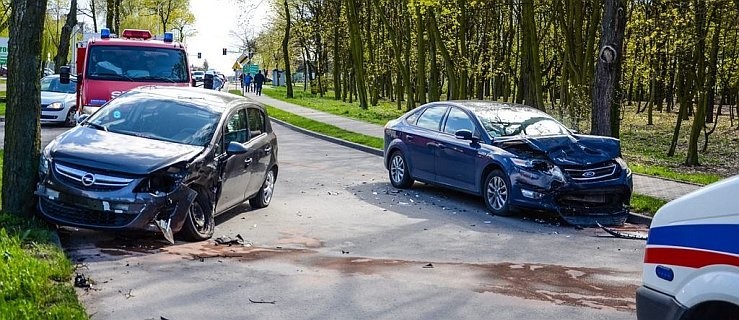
134 165 188 195
511 158 565 180
615 157 631 175
38 150 51 179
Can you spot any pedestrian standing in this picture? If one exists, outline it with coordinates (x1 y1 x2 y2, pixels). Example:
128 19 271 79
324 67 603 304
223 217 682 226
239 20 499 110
254 71 265 96
244 73 253 94
238 73 244 89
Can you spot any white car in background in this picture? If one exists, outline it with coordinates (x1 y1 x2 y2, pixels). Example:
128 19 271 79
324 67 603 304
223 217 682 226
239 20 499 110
192 70 205 82
40 74 77 126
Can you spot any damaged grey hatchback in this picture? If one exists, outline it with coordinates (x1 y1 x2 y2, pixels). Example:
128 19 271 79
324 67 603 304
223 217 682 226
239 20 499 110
36 86 278 242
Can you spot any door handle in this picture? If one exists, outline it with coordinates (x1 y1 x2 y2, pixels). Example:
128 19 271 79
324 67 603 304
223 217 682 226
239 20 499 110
406 135 414 141
244 158 253 166
264 145 272 152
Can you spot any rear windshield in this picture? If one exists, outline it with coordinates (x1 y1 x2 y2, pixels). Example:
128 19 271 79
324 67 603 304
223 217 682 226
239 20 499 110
41 77 76 93
85 45 189 83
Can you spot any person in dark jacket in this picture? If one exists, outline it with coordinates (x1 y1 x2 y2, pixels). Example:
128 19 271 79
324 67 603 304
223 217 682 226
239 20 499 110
254 70 265 96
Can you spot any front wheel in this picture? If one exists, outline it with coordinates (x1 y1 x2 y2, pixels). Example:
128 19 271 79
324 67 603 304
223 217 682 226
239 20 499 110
389 151 414 188
484 170 514 216
180 192 215 241
249 168 275 209
64 108 77 127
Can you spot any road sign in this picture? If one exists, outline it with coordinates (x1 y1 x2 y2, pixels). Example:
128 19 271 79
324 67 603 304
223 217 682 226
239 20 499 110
0 38 8 65
242 63 259 75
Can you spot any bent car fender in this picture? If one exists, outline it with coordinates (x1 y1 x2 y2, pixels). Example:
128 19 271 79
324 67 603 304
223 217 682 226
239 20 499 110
167 186 198 233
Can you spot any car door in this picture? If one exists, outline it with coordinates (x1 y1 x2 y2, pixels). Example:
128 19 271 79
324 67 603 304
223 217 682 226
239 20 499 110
403 105 448 182
243 106 273 199
435 107 480 192
215 108 253 212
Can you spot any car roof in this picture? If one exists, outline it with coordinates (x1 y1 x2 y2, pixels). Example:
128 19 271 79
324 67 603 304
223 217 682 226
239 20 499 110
128 86 254 113
424 100 549 116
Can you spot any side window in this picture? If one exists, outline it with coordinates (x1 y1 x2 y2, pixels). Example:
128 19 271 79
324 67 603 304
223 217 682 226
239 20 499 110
247 108 265 140
415 106 448 131
405 108 422 125
443 108 476 135
225 109 247 144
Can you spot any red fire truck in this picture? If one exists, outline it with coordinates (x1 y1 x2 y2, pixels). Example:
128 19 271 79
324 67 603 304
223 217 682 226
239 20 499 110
60 28 192 115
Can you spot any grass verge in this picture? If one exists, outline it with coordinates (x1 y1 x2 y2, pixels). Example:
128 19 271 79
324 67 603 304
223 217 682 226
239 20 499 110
0 101 6 116
630 194 669 217
0 150 87 319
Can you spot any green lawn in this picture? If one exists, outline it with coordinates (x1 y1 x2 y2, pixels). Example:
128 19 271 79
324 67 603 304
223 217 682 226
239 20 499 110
0 101 6 117
0 150 87 319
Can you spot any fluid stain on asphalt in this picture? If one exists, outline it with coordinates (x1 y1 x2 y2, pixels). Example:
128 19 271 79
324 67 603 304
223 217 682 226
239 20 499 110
95 238 168 254
473 263 638 311
312 257 637 311
277 233 325 248
162 242 314 261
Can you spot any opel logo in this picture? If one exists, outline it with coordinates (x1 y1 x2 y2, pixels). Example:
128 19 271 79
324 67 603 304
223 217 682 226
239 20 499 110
583 171 596 178
81 173 96 186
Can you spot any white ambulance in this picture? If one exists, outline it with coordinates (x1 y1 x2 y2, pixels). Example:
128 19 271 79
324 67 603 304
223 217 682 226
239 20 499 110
637 175 739 319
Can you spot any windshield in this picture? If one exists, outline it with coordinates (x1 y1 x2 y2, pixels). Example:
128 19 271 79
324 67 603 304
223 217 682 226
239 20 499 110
41 77 76 93
85 45 189 83
476 107 570 138
86 92 222 146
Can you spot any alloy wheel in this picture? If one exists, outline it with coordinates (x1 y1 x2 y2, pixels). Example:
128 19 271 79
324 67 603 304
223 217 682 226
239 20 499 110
390 155 405 184
487 176 508 210
262 170 275 204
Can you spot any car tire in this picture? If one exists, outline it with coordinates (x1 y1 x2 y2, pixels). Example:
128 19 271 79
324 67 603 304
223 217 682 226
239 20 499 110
389 151 414 189
249 168 275 209
484 169 514 216
180 192 215 241
64 108 76 127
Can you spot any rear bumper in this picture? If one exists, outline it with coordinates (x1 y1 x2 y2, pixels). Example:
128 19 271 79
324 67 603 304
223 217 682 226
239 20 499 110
636 286 687 320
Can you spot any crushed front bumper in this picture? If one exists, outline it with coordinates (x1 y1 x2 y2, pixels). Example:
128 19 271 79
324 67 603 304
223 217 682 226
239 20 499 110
35 182 195 234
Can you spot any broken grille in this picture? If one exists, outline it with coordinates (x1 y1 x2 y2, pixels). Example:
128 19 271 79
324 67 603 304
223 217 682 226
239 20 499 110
54 162 134 191
563 163 617 181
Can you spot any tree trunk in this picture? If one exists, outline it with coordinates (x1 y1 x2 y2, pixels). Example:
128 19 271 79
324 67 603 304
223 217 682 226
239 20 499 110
106 0 115 34
591 0 626 137
521 0 545 109
54 0 78 73
345 0 368 109
701 3 723 152
415 4 426 105
3 0 49 216
685 0 709 166
427 17 439 102
332 1 341 100
283 0 294 98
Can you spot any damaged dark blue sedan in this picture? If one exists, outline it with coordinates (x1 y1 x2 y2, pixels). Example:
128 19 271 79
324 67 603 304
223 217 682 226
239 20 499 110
36 86 278 242
383 101 632 226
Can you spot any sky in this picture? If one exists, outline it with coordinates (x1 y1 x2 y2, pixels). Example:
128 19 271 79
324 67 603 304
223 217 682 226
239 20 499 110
186 0 269 74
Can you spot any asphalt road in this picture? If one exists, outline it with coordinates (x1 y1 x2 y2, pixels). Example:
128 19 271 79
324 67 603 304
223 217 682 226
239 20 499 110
0 121 71 150
56 123 645 320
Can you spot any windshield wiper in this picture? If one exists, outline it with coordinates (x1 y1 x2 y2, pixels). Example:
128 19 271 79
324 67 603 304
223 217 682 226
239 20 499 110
90 72 134 81
86 122 108 132
135 76 177 83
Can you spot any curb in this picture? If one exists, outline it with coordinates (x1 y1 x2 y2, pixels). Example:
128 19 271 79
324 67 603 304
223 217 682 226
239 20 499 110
271 114 654 226
626 212 653 226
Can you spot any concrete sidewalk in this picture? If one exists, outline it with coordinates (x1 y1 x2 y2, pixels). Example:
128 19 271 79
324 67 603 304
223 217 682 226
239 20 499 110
245 89 702 202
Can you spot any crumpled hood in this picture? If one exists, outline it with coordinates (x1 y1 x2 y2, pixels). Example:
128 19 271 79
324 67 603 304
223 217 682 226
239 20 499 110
498 134 621 166
41 91 74 105
48 127 204 175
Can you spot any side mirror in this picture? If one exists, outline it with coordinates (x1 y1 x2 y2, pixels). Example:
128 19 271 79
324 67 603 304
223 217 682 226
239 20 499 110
59 66 71 84
203 73 214 89
455 129 478 142
76 113 90 125
226 141 248 155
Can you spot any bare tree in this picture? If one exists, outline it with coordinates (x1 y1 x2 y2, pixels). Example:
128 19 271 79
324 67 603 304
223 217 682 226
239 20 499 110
591 0 627 137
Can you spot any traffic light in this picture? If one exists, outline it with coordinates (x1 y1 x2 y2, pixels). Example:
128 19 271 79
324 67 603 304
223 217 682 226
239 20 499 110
197 52 201 59
222 48 227 55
